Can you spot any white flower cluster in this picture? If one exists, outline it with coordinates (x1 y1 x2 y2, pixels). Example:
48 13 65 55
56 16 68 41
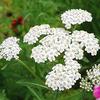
23 24 51 44
23 9 99 91
64 42 84 60
61 9 92 29
31 28 70 63
80 78 93 91
72 30 100 56
29 28 99 91
0 9 99 91
87 64 100 85
46 61 81 91
31 29 99 64
0 37 21 61
80 64 100 91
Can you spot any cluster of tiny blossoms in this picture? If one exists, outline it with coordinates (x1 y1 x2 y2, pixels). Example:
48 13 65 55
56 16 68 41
23 9 100 91
46 61 81 90
72 30 100 56
23 24 51 44
0 9 99 91
80 77 93 91
31 28 70 62
80 64 100 91
61 9 92 29
0 37 21 61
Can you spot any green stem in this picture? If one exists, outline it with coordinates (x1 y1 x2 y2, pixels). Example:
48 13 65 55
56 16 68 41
71 25 78 32
17 81 48 89
27 86 41 100
54 91 58 100
17 59 35 78
1 64 8 70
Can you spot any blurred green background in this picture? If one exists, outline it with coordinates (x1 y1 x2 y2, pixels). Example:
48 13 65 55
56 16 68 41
0 0 100 100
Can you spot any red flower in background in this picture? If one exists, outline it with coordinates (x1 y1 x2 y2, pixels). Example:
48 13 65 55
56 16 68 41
17 16 23 25
11 16 23 28
11 19 17 27
11 16 24 33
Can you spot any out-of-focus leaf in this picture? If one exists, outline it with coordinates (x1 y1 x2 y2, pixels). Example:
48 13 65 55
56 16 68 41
0 90 9 100
26 86 42 100
17 81 48 89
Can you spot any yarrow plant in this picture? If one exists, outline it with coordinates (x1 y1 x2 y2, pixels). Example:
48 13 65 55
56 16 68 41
0 9 100 92
23 9 100 91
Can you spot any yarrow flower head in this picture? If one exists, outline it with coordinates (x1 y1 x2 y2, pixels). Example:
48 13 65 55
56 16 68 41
72 30 100 56
23 24 51 44
80 77 93 91
61 9 92 29
87 64 100 85
23 9 100 91
0 37 21 61
31 28 70 63
80 64 100 91
46 61 81 91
